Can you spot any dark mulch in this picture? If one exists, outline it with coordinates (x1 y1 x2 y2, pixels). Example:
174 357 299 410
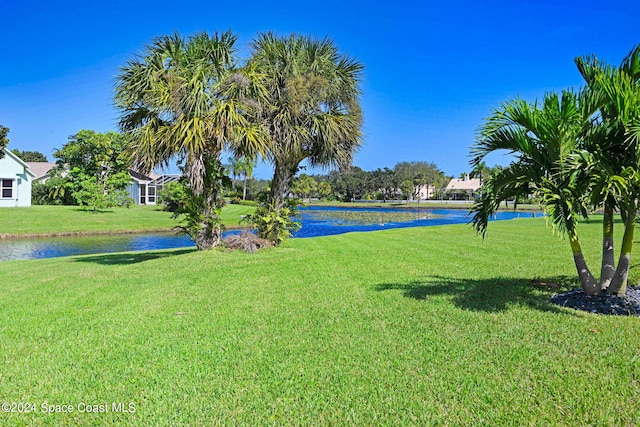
552 286 640 316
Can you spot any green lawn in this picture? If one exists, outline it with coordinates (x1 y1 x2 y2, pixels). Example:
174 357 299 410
1 219 639 425
0 204 255 236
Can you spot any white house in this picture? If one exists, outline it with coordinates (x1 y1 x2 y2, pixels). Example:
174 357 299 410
446 174 481 200
0 148 35 207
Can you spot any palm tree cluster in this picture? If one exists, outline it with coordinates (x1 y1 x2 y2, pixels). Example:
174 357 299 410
471 45 640 297
115 31 363 248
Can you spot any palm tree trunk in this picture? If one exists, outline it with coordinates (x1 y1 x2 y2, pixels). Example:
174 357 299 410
192 187 222 250
243 177 247 200
269 161 296 211
599 202 616 291
570 237 599 296
608 209 635 296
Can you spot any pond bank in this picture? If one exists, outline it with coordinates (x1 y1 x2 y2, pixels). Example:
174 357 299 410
0 225 250 240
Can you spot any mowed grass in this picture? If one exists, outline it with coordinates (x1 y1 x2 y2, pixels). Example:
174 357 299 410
1 219 639 426
0 204 255 236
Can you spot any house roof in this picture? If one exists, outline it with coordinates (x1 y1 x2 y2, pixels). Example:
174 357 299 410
128 169 153 183
446 177 481 191
2 148 36 177
26 162 57 179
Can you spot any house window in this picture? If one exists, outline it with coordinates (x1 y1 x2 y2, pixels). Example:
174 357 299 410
1 179 13 199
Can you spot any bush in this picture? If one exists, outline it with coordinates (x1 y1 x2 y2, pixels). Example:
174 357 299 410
158 181 187 212
31 182 51 205
245 199 301 246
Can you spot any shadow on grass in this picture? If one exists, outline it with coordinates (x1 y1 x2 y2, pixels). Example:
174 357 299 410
71 208 116 214
73 248 194 265
376 275 578 315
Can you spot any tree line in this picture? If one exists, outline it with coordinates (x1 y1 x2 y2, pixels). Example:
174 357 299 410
287 161 450 202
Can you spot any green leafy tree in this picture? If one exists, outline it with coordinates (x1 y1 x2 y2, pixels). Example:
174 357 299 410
52 130 131 208
394 161 447 201
247 33 363 243
371 168 397 202
329 166 371 201
11 149 48 162
317 181 332 199
115 31 267 249
291 174 318 202
0 125 9 158
157 181 188 212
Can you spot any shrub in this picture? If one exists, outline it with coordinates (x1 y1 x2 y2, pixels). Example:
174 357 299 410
245 199 301 246
158 181 187 212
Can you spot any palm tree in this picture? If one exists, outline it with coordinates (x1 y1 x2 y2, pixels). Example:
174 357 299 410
470 161 491 185
574 44 640 295
470 90 600 295
227 156 242 193
114 31 267 249
238 157 255 200
246 33 363 242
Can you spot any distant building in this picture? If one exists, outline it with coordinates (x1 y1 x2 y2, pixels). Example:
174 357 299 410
415 184 437 200
0 148 35 207
126 170 181 205
446 174 481 200
26 162 58 183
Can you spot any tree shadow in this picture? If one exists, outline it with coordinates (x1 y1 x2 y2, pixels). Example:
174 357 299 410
376 274 578 315
73 248 194 265
71 208 116 214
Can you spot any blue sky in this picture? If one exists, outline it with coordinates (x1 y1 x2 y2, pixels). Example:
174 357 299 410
1 0 638 179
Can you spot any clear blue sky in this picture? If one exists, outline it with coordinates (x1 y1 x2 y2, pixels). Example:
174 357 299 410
1 0 638 178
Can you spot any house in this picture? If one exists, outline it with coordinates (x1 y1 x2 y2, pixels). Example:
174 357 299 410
126 170 181 205
26 162 58 183
0 148 35 207
415 184 437 200
446 174 481 201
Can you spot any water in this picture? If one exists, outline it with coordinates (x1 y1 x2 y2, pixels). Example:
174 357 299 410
0 208 538 261
294 206 535 238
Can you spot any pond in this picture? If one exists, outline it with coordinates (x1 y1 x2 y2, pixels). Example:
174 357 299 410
0 207 539 261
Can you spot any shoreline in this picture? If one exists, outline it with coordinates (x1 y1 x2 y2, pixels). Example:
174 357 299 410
0 225 250 240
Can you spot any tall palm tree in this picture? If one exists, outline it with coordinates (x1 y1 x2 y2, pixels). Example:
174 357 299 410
246 33 363 242
114 31 267 249
238 157 255 200
470 90 600 295
574 44 640 295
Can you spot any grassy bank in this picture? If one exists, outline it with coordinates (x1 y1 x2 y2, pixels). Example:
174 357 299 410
0 205 255 237
1 218 639 425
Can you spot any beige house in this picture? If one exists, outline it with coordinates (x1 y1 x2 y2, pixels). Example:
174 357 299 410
446 175 481 200
415 184 437 200
26 162 58 183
